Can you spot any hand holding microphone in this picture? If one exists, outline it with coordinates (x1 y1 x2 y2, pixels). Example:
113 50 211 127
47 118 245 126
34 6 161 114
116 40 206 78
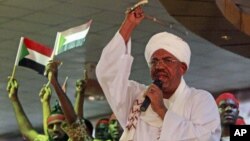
140 80 162 112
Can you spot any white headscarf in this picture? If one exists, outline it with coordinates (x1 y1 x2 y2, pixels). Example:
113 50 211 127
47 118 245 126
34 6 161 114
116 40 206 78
144 32 191 68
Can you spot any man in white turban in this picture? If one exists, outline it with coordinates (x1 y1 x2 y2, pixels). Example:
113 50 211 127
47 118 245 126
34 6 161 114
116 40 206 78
96 6 221 141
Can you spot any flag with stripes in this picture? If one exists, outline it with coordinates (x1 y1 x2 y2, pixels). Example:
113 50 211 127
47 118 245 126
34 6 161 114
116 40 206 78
15 37 53 74
54 19 92 55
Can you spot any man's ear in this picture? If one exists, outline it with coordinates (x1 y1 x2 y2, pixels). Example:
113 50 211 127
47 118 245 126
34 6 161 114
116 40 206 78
180 62 188 74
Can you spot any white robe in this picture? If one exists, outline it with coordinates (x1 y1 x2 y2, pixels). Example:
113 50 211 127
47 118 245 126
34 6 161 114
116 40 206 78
221 136 229 141
96 32 221 141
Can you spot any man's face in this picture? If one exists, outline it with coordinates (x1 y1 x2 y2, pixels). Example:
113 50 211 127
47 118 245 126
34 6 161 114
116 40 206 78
218 99 239 126
47 121 67 141
109 119 123 141
95 120 110 140
150 49 186 95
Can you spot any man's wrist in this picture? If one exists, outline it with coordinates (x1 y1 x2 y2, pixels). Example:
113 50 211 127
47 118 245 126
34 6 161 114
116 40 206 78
41 100 50 103
9 95 18 101
120 20 136 33
157 106 167 120
119 19 136 43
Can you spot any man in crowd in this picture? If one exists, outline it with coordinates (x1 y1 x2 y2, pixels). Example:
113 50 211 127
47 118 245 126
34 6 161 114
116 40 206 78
45 60 93 141
7 61 94 141
96 5 221 141
94 118 111 141
216 92 240 141
43 66 94 140
74 70 94 138
7 78 68 141
108 114 123 141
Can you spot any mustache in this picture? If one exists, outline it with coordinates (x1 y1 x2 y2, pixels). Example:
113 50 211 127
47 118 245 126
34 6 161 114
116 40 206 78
51 131 62 138
154 70 168 77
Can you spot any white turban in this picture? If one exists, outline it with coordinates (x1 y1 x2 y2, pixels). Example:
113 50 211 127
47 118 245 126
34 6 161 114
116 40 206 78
145 32 191 68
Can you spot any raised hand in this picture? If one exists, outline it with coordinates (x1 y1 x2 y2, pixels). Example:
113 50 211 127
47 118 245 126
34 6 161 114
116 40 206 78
120 6 145 44
45 60 62 82
39 85 52 103
6 77 18 99
76 69 88 95
126 6 145 26
145 84 167 119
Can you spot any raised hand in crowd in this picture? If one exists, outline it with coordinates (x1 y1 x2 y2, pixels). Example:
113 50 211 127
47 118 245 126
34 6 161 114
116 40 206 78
45 60 93 141
39 85 52 135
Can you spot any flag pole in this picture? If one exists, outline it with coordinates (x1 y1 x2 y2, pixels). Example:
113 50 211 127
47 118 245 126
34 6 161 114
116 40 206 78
11 37 24 78
46 32 61 87
83 69 87 80
11 66 16 79
62 76 68 93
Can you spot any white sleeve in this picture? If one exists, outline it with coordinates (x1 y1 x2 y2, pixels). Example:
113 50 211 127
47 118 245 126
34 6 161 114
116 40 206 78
159 92 221 141
96 31 146 128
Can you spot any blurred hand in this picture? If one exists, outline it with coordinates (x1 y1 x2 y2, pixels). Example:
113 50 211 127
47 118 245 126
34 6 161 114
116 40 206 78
75 80 87 95
75 69 88 96
145 84 166 113
125 6 144 26
39 85 52 103
6 77 18 99
45 60 61 81
83 69 88 82
119 5 145 44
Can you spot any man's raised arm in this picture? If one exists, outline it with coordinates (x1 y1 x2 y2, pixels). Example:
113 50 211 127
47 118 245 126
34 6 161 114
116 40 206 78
7 78 39 140
119 6 144 44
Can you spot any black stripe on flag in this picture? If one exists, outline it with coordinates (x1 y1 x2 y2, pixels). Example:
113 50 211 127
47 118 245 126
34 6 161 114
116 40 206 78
18 58 45 74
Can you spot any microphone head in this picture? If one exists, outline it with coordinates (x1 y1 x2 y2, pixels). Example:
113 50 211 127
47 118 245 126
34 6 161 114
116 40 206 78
153 80 162 89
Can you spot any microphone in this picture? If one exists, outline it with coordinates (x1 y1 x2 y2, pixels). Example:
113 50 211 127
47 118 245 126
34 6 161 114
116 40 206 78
140 80 162 112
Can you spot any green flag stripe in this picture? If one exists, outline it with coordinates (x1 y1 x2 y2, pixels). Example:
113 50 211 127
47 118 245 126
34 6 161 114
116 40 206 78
57 38 85 54
20 44 29 61
58 34 66 51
